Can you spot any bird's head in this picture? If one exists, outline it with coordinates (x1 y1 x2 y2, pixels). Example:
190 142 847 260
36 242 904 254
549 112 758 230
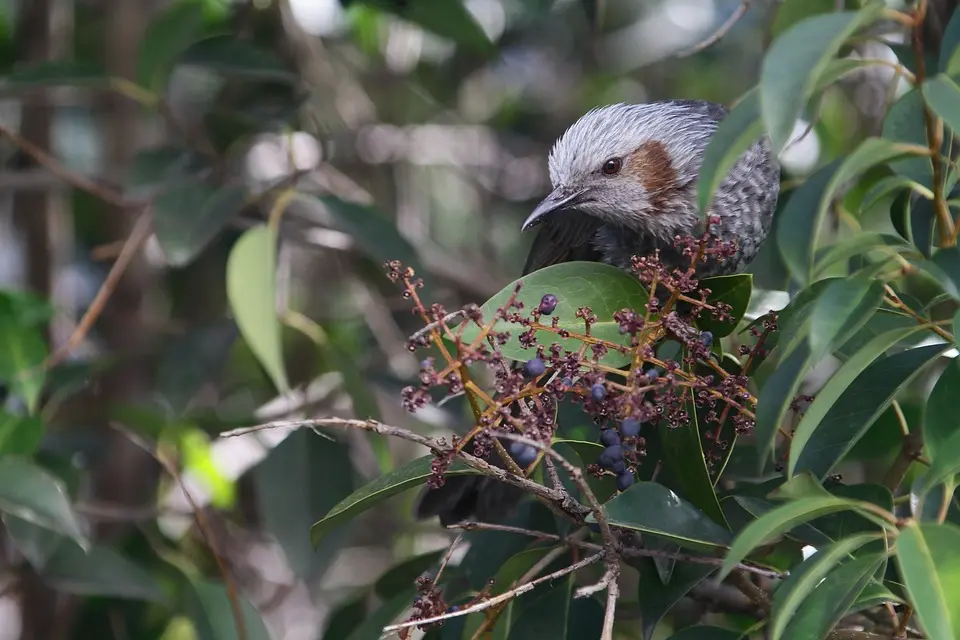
524 101 724 240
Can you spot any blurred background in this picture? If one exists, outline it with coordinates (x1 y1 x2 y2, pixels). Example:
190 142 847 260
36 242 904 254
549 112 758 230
0 0 927 638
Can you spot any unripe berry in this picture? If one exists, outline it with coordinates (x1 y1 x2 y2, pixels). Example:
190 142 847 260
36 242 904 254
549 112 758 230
621 418 641 438
600 430 621 447
616 471 636 491
524 357 546 377
591 383 606 402
538 294 558 315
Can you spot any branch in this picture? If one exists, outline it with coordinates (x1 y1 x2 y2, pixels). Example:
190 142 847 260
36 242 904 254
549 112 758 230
676 0 752 58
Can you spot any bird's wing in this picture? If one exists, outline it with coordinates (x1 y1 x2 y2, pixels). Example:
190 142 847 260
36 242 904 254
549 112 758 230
522 209 603 275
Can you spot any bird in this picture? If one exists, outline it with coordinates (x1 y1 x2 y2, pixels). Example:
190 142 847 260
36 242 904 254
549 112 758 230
414 99 780 526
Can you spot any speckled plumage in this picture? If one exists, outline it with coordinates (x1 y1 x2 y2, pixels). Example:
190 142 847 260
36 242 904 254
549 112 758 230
415 100 781 526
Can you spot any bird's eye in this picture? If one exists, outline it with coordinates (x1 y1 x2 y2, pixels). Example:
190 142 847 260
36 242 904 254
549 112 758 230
602 157 622 175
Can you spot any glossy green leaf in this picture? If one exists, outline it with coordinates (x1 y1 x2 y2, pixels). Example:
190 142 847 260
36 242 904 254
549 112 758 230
0 413 43 456
657 388 726 526
258 429 355 580
781 552 885 640
508 574 576 639
808 277 883 358
636 558 714 640
0 311 47 414
754 342 811 467
792 343 950 479
697 88 763 216
760 3 885 153
226 225 288 393
322 596 367 640
5 514 61 569
882 89 935 184
344 587 415 640
920 360 960 492
0 457 85 548
0 290 54 327
156 319 238 416
814 232 918 276
925 74 960 138
813 483 895 541
188 579 270 640
599 482 733 551
770 533 882 640
374 550 444 600
860 176 934 213
895 522 960 640
137 0 205 91
154 183 246 267
125 146 198 195
180 35 296 82
933 246 960 299
778 139 920 283
42 542 167 603
310 455 479 546
942 6 960 74
699 274 752 337
459 261 649 367
718 497 880 581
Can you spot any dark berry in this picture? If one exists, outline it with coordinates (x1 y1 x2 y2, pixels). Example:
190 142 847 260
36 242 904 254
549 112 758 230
611 459 627 474
561 376 573 387
509 441 538 466
588 522 600 533
600 430 621 447
616 471 636 491
591 383 607 402
621 418 641 438
602 444 623 462
539 294 558 315
448 605 461 612
700 331 714 348
644 368 658 381
420 359 432 370
524 357 547 377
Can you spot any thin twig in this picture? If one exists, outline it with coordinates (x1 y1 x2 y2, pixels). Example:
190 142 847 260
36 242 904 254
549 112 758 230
601 576 619 640
409 310 466 346
381 552 604 633
109 423 248 640
676 0 752 57
434 533 463 583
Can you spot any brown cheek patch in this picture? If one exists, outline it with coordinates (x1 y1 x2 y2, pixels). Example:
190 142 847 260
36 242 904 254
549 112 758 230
623 140 679 211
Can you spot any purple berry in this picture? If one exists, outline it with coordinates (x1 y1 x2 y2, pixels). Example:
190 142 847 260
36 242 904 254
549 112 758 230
591 383 606 402
448 605 461 612
420 359 432 370
600 430 621 447
538 294 558 315
561 376 573 387
524 357 546 377
509 441 537 466
616 471 636 491
700 331 714 348
611 459 627 474
621 418 641 438
602 444 623 461
644 368 658 381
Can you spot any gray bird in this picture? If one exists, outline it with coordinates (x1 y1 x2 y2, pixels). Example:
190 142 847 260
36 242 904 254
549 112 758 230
415 99 780 526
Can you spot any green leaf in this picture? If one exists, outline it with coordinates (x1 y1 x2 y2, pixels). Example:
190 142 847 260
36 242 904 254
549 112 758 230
322 595 367 640
781 552 885 640
374 550 444 600
508 574 575 639
155 319 238 416
882 89 936 184
310 455 479 546
718 497 881 581
814 232 918 276
180 35 296 82
41 542 167 603
697 88 763 216
754 342 811 467
6 61 107 87
0 413 43 456
0 457 86 548
0 289 54 327
942 7 960 74
933 246 960 299
924 74 960 138
808 277 884 358
459 261 648 367
760 3 885 153
0 309 47 414
778 139 920 284
895 522 960 640
188 579 271 640
792 343 950 479
154 183 246 267
344 588 415 640
636 558 714 640
699 274 752 337
770 533 882 640
920 360 960 492
125 146 199 195
363 0 493 54
657 388 726 526
4 515 62 569
137 0 205 91
256 430 355 580
226 225 288 393
599 482 733 551
666 627 744 640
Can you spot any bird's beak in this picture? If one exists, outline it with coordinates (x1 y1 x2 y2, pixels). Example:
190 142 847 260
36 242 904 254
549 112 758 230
522 187 589 232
